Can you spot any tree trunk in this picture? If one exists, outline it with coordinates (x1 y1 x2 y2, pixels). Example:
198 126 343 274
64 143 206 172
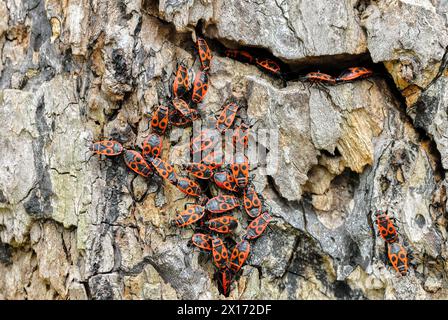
0 0 448 299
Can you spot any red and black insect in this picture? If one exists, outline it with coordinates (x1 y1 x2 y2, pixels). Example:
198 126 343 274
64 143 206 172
374 210 399 243
150 104 169 135
336 67 373 82
387 242 409 276
216 102 239 133
169 109 192 127
206 195 240 213
225 49 255 64
201 151 224 169
191 69 209 104
244 211 272 240
123 149 153 177
150 157 178 184
172 98 200 121
233 123 249 150
172 205 206 227
243 184 262 218
142 133 163 160
213 169 239 192
196 37 212 71
176 177 202 197
190 233 213 251
90 140 123 156
300 72 336 85
215 267 233 297
211 237 229 270
255 58 281 76
230 154 249 188
172 63 191 98
182 162 214 180
205 216 238 234
229 239 251 273
190 129 220 156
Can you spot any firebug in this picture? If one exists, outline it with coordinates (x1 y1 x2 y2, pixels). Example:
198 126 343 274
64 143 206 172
176 177 202 197
387 242 409 276
142 133 163 160
336 67 373 82
211 236 229 270
172 205 206 227
123 149 152 177
196 37 212 71
191 69 209 104
90 140 123 156
216 102 239 133
229 239 251 273
150 157 178 184
374 210 399 243
205 216 238 234
244 211 272 240
205 195 240 213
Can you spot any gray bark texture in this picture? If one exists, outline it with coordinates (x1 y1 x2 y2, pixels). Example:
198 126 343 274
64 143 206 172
1 0 448 299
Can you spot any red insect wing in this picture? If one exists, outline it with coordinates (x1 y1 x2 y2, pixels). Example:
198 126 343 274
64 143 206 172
176 177 202 197
217 268 233 297
387 242 408 276
201 151 223 168
337 67 373 82
213 170 239 192
169 109 192 127
173 64 191 97
191 70 209 104
123 150 152 177
197 37 212 71
255 58 281 75
305 72 336 84
90 140 123 156
233 124 249 149
375 211 398 243
245 212 271 240
172 98 199 120
229 240 251 273
206 216 238 234
142 133 163 159
243 185 262 218
211 237 229 269
231 154 249 188
225 49 254 64
183 163 214 180
150 157 178 184
172 98 190 115
206 195 240 213
174 205 206 227
151 105 169 134
215 268 233 297
190 129 220 155
191 233 212 251
216 103 239 133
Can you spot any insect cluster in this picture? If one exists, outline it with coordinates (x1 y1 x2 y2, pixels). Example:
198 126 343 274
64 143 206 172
89 36 274 297
374 210 413 276
89 37 390 297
